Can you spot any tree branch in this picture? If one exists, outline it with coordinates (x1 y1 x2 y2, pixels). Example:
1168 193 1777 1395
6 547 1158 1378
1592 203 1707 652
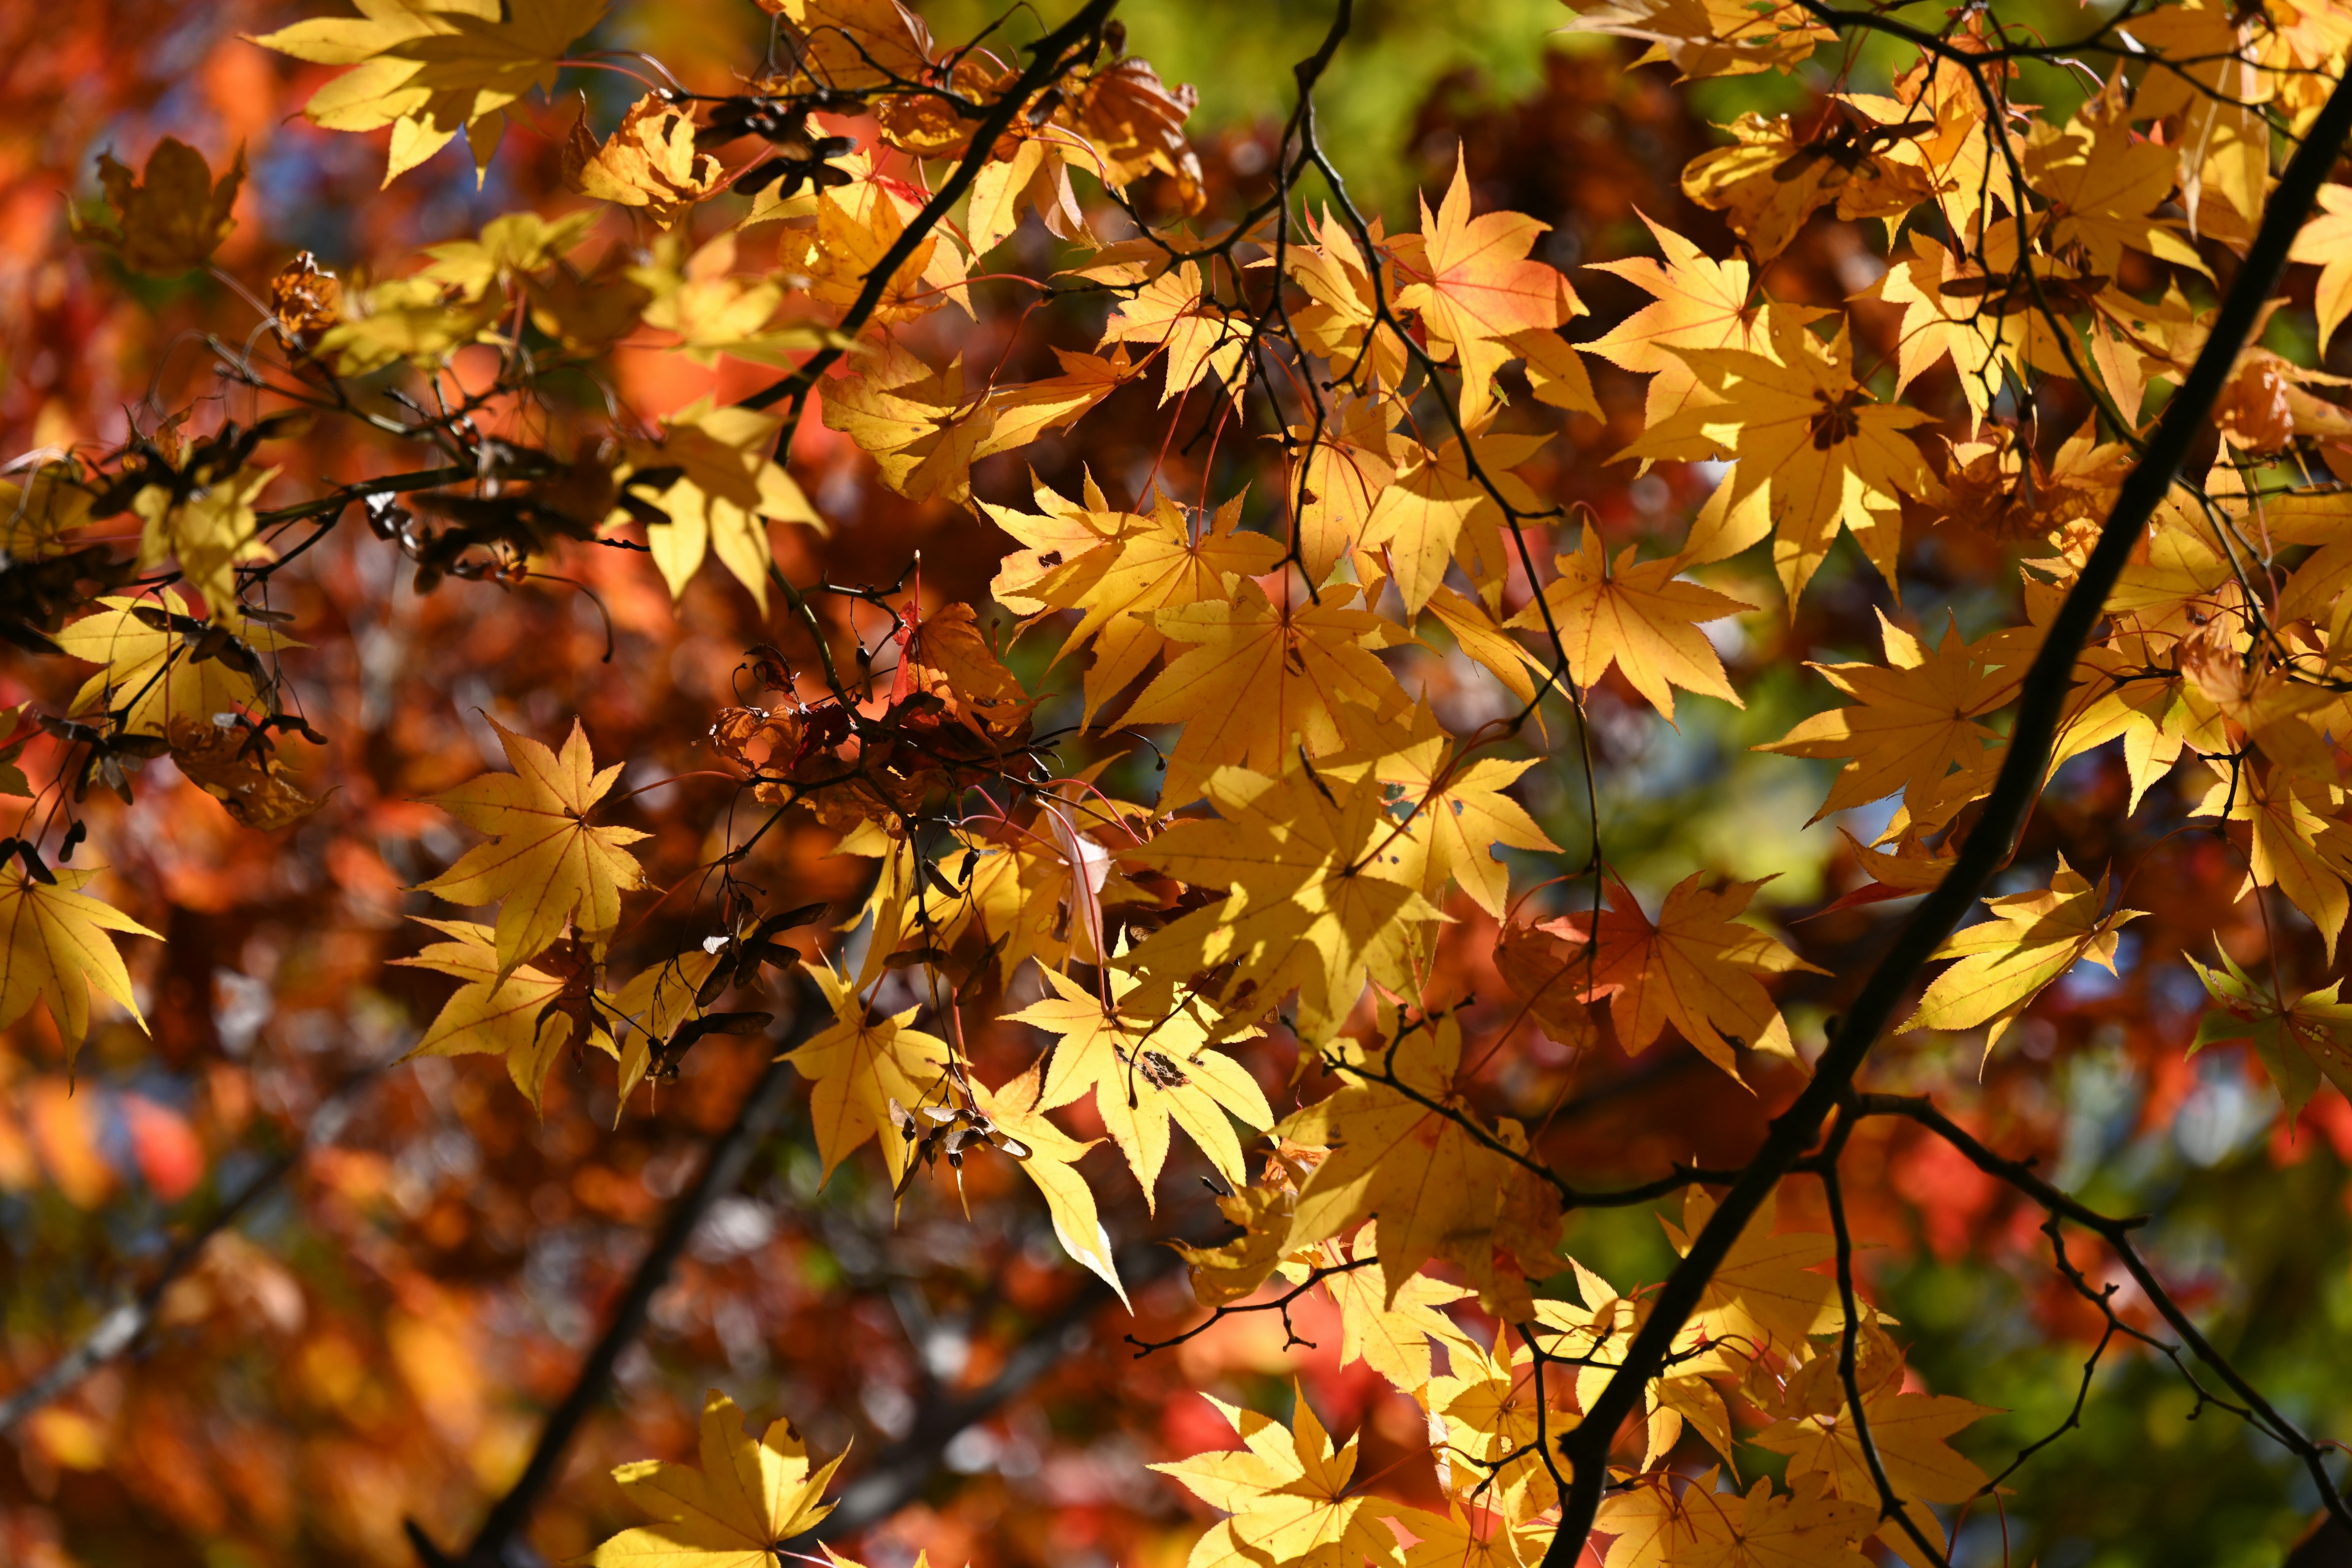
736 0 1123 431
1540 66 2352 1567
408 1003 813 1568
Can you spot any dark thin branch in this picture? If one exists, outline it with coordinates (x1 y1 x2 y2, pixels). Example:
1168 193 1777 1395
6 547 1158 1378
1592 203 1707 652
736 0 1123 428
1819 1114 1953 1568
1540 67 2352 1568
407 1002 813 1568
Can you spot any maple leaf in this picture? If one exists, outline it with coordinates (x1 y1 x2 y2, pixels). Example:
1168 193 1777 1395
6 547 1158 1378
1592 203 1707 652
165 717 322 831
2188 950 2352 1119
974 346 1139 461
1171 1175 1307 1308
956 1068 1129 1302
591 1389 842 1568
1425 1324 1556 1516
784 959 950 1186
629 233 834 368
1906 856 2143 1055
1362 431 1548 616
1152 1391 1404 1568
1506 524 1752 722
602 947 725 1106
1290 393 1409 585
1535 1257 1738 1469
1559 0 1834 78
2022 96 2207 278
1620 315 1936 600
1752 1339 1992 1567
2291 184 2352 356
1662 1188 1841 1354
984 486 1281 725
1582 214 1803 434
1069 55 1205 211
1394 156 1581 421
0 864 157 1067
965 135 1087 256
1322 704 1555 919
315 274 505 375
784 184 967 326
131 466 277 610
1530 872 1817 1079
1286 207 1412 391
56 590 300 737
392 918 600 1110
820 347 991 505
252 0 608 186
564 94 722 228
1674 1471 1876 1568
1681 105 1938 263
618 397 823 609
416 717 652 976
1324 1224 1480 1393
81 139 246 277
1121 756 1446 1046
1121 580 1409 803
1277 1017 1553 1308
1099 261 1247 405
1013 965 1270 1207
1758 611 2013 830
418 209 596 298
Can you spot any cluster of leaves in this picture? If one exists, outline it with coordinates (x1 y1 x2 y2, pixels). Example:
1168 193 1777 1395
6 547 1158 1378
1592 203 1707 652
9 0 2352 1565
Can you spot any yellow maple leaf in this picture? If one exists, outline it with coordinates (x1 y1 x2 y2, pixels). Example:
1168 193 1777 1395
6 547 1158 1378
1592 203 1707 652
1395 156 1581 421
1619 315 1936 601
252 0 609 186
1099 260 1247 405
416 717 651 975
591 1389 843 1568
820 347 990 504
1333 711 1559 919
1361 430 1548 616
564 94 721 228
984 484 1282 725
315 275 504 374
967 1067 1129 1304
0 865 157 1067
1559 0 1834 80
1010 964 1271 1206
1324 1224 1480 1394
1121 755 1445 1046
619 397 823 609
1152 1390 1404 1568
1507 524 1752 722
82 139 245 277
1906 856 2144 1055
1661 1187 1841 1354
130 466 277 611
391 918 598 1110
55 590 301 737
1276 1017 1545 1306
1531 872 1817 1079
1758 611 2013 831
2291 184 2352 357
1121 580 1409 802
782 959 950 1186
1680 104 1937 263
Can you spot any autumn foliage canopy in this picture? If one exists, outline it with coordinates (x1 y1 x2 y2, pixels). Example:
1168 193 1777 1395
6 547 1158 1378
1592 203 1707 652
9 0 2352 1565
